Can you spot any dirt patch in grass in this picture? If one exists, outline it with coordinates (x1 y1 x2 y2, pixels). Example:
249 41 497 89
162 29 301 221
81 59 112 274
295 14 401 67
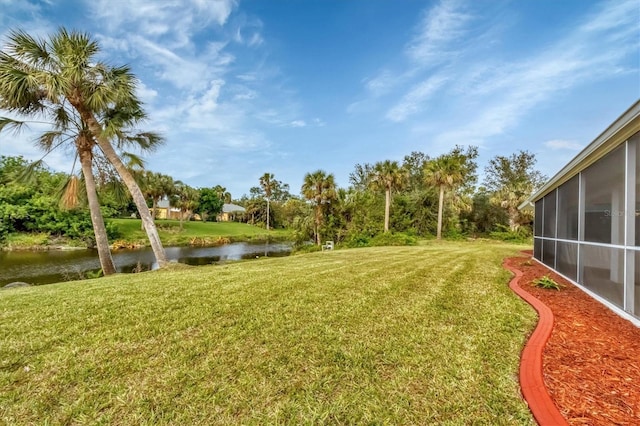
505 253 640 425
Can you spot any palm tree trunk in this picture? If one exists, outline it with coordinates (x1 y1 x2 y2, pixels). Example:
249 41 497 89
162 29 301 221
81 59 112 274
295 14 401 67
437 185 445 240
315 205 322 245
384 188 391 233
266 198 270 230
77 109 168 267
78 147 117 275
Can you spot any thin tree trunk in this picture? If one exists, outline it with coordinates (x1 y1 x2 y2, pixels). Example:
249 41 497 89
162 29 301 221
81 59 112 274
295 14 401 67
384 188 391 233
437 185 444 240
266 198 270 230
78 145 117 275
77 109 168 267
152 198 158 220
315 205 322 245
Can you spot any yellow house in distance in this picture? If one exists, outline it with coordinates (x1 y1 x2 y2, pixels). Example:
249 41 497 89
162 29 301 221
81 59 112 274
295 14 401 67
218 203 246 222
155 199 181 220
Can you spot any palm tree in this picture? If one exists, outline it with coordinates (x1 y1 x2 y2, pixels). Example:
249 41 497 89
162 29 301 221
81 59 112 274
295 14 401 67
370 160 406 233
142 171 174 220
213 185 232 204
0 113 119 275
0 28 168 266
73 131 117 274
424 155 464 240
259 173 275 230
173 181 199 230
301 170 337 245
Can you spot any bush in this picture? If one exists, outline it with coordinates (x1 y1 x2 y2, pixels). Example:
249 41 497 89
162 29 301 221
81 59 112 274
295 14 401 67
490 224 532 243
344 231 372 248
369 232 418 247
292 243 322 254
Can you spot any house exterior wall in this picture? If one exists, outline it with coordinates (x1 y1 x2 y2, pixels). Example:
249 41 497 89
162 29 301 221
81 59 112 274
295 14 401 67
533 131 640 323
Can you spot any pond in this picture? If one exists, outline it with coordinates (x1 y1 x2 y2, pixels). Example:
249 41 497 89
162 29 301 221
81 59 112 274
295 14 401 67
0 242 292 287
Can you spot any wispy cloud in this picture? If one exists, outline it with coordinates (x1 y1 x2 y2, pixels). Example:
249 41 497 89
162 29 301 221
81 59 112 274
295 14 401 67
92 0 236 48
289 120 306 128
544 140 584 151
386 75 448 122
355 0 638 151
432 0 639 146
406 0 473 66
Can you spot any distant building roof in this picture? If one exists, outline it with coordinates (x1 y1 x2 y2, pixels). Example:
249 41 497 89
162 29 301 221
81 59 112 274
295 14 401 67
222 203 246 213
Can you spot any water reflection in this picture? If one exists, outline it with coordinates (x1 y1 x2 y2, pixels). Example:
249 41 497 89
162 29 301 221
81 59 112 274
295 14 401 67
0 242 291 287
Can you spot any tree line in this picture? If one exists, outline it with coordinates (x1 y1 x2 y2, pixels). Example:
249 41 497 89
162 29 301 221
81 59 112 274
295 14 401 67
235 147 545 247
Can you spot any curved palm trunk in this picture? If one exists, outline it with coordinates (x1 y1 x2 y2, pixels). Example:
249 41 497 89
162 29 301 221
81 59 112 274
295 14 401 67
77 109 168 267
437 185 445 240
384 188 391 233
78 146 117 275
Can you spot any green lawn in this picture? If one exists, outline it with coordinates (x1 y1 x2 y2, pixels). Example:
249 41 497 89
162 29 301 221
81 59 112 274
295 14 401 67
110 218 291 246
0 241 536 425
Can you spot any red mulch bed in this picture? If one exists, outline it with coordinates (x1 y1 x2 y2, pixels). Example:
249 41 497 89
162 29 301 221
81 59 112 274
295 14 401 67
505 253 640 425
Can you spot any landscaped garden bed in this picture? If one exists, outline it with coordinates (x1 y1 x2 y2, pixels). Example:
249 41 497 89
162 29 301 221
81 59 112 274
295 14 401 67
506 254 640 425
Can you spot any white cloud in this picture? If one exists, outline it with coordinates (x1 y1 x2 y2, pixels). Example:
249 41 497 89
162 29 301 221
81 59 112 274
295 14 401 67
289 120 306 128
136 81 158 104
92 0 236 45
374 0 639 152
544 140 584 151
123 35 233 92
364 70 396 96
386 75 448 122
406 0 473 65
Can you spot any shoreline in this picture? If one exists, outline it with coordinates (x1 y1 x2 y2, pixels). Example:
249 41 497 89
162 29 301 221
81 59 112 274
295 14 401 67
0 234 291 252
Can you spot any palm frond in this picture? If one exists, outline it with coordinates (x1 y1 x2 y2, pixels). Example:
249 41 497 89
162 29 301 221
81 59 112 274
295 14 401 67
59 174 81 210
0 117 29 135
119 131 164 151
0 54 48 112
105 179 131 205
6 29 51 66
51 105 73 130
13 159 46 185
120 151 146 169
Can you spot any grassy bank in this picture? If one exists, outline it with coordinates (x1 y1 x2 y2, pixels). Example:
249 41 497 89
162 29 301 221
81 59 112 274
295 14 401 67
0 241 536 424
1 219 291 250
111 218 291 247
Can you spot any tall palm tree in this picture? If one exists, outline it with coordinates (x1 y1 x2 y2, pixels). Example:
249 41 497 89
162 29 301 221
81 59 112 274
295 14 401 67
0 113 119 275
73 131 117 274
424 155 464 240
0 28 168 266
370 160 406 233
301 170 337 245
259 172 275 230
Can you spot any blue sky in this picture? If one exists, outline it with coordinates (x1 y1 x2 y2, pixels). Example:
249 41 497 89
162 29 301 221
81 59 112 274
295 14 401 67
0 0 638 198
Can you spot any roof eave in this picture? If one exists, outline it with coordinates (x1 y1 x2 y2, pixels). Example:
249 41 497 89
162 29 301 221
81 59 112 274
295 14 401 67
519 99 640 211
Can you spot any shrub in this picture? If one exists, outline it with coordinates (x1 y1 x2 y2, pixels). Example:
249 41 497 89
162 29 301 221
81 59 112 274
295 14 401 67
532 275 563 290
344 231 371 248
490 224 532 243
369 232 418 247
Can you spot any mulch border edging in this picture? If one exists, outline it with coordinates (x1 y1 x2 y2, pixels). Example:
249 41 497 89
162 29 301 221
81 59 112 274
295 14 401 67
503 259 569 426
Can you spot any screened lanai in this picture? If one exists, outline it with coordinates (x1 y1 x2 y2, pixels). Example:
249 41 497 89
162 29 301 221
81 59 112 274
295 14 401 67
522 100 640 324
